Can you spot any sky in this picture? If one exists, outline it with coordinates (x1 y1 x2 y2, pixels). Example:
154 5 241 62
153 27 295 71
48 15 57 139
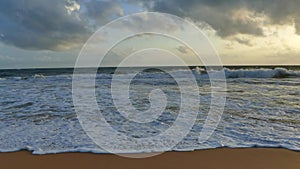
0 0 300 69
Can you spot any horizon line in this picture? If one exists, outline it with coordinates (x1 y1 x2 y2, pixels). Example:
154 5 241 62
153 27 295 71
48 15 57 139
1 64 300 70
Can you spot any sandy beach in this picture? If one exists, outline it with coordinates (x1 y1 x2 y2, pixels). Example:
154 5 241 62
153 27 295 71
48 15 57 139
1 148 299 169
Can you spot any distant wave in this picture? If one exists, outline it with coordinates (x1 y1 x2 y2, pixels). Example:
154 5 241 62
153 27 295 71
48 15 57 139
33 74 46 79
222 67 300 78
192 67 300 79
0 67 299 80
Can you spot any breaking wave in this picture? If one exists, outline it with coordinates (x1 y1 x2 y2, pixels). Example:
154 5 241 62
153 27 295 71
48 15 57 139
0 67 299 80
223 67 300 78
193 67 300 79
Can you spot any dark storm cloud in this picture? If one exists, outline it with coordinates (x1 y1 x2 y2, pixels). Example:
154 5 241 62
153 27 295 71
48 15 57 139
84 1 123 19
1 0 300 51
137 0 300 37
0 0 122 51
0 0 90 50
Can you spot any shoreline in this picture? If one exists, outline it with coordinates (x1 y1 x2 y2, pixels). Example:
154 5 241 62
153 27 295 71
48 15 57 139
1 148 300 169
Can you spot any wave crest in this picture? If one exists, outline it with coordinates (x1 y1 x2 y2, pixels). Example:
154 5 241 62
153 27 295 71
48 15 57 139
222 67 300 78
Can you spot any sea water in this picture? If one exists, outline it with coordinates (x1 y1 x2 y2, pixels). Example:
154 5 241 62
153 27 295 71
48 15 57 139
0 67 299 154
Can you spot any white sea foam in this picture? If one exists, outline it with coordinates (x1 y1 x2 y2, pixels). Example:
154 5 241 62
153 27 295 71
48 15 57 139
0 67 299 154
190 67 300 79
33 74 46 79
223 67 299 78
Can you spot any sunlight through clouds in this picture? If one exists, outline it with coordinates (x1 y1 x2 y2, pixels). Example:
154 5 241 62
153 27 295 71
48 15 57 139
0 0 299 68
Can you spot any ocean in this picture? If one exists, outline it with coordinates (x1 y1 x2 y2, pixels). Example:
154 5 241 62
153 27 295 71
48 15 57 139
0 66 299 154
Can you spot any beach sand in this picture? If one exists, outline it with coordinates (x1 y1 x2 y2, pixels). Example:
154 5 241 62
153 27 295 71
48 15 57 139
0 148 300 169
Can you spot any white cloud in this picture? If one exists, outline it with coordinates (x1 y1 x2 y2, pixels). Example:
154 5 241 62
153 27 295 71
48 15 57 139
65 0 81 15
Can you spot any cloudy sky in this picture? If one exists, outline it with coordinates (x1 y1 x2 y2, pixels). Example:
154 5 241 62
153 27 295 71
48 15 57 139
0 0 300 69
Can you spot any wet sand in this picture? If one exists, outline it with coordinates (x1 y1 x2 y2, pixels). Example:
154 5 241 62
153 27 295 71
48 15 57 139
1 148 299 169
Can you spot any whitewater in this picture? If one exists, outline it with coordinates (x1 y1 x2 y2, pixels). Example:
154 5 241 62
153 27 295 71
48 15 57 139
0 67 299 154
